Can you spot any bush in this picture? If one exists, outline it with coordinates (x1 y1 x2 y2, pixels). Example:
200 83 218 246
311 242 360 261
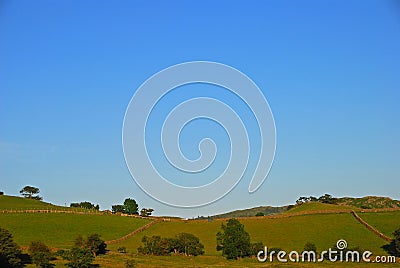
0 191 4 195
125 259 136 268
74 234 107 256
250 242 264 256
28 241 53 267
60 247 94 268
0 227 22 267
174 233 204 256
138 236 171 255
255 212 264 217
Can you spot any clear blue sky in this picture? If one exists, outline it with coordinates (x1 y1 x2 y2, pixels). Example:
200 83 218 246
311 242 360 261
1 1 399 218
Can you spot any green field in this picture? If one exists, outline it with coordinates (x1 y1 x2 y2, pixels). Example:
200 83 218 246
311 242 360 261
0 213 151 247
358 211 400 238
285 202 359 214
0 195 98 212
1 196 398 267
107 214 390 256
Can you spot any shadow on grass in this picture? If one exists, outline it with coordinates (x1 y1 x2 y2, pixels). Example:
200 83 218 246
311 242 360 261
381 240 399 257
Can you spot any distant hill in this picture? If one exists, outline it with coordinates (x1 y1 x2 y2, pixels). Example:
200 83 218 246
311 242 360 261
336 196 400 209
207 196 400 219
207 205 290 219
0 195 96 212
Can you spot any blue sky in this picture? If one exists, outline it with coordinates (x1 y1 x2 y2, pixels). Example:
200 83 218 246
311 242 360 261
1 1 399 218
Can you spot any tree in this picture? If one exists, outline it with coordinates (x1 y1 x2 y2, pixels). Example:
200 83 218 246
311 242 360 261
123 198 138 215
174 233 204 256
250 242 264 256
318 194 337 204
70 201 99 210
74 234 106 257
60 247 94 268
216 219 251 259
255 212 264 217
0 227 22 268
20 185 42 200
394 228 400 255
112 205 124 214
138 235 171 255
28 241 53 268
140 208 154 217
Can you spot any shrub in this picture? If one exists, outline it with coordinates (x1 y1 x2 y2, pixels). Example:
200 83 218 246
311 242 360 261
60 247 94 268
74 234 107 256
0 227 22 267
28 241 53 267
255 212 264 217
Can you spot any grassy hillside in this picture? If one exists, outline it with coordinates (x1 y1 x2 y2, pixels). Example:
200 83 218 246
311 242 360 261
285 202 359 214
209 205 289 219
358 211 400 238
108 213 389 256
337 196 400 209
0 213 151 247
0 195 98 212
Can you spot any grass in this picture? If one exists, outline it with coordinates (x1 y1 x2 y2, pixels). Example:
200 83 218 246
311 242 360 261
0 213 151 247
108 213 389 256
2 195 398 267
358 211 400 238
0 195 97 212
22 253 399 267
285 202 359 214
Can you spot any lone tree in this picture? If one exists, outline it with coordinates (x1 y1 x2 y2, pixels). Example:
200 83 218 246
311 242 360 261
174 233 204 256
123 198 138 215
0 227 22 267
20 185 42 200
28 241 53 268
216 218 251 259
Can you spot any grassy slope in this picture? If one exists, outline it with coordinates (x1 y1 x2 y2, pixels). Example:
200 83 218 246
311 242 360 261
109 213 388 256
0 213 151 247
0 195 98 212
358 211 400 238
337 196 400 209
211 205 289 218
284 202 359 214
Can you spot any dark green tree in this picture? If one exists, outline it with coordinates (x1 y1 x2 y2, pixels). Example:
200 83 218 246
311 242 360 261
60 247 94 268
318 194 337 204
0 227 22 267
123 198 138 215
20 185 42 200
28 241 53 268
216 219 251 259
138 235 170 255
74 234 107 257
111 205 124 214
174 233 204 256
70 201 99 210
250 242 264 256
255 212 264 217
